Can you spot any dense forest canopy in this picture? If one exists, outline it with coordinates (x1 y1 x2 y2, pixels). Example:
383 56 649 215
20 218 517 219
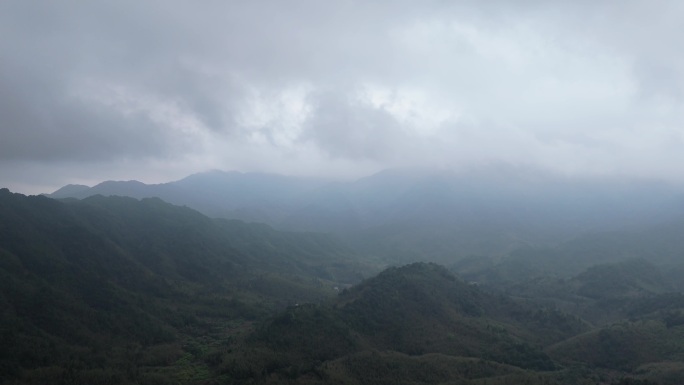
3 178 684 384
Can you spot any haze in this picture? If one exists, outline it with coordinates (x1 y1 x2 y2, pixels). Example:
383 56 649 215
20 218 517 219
2 1 684 194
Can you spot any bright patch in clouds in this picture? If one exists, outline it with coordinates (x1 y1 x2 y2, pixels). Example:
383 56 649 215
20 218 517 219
3 1 684 193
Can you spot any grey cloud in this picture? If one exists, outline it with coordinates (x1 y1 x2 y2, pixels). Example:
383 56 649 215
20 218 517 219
0 1 244 161
3 1 684 193
633 59 684 101
0 66 190 162
300 90 409 161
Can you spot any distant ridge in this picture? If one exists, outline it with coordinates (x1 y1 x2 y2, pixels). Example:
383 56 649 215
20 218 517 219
46 171 327 221
47 183 90 198
47 167 684 263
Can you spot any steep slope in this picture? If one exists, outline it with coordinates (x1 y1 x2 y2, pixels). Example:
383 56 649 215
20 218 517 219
0 189 371 384
70 194 366 283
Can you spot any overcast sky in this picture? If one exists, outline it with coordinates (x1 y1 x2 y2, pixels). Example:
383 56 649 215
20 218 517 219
2 1 684 194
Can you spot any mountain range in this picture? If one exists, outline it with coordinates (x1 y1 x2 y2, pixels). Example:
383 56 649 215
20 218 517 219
47 167 684 264
3 187 684 384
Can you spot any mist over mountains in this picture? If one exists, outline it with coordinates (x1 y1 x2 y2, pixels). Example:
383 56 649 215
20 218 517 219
48 167 684 263
5 167 684 383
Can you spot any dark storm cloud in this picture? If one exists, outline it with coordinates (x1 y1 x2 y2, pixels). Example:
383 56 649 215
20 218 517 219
0 69 185 161
0 1 200 161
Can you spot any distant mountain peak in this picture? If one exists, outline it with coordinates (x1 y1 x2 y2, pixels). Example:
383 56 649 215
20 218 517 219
48 184 91 198
93 180 147 188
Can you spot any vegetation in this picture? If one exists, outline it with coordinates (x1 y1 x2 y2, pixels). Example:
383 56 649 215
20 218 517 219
0 189 370 384
2 187 684 384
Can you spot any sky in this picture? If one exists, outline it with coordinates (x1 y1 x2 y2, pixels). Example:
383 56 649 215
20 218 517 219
2 1 684 194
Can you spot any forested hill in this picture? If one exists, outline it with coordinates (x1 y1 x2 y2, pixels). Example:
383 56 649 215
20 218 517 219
0 188 371 384
1 188 367 281
2 189 683 384
224 262 682 384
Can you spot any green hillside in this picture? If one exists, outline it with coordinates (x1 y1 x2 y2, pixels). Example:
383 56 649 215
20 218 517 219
219 261 684 384
0 189 372 384
2 188 683 384
220 263 593 384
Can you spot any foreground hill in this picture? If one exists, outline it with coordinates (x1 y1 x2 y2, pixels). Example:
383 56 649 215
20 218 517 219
0 189 371 384
220 263 593 384
213 262 684 384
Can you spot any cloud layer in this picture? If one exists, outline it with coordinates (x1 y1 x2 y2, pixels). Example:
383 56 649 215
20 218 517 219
2 1 684 193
